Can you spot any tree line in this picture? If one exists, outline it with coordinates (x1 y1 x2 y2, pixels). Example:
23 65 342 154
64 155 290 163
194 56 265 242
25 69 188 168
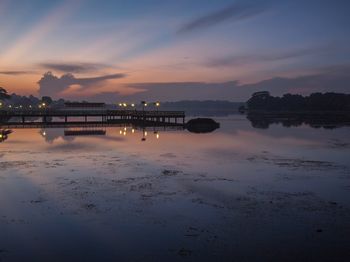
246 91 350 111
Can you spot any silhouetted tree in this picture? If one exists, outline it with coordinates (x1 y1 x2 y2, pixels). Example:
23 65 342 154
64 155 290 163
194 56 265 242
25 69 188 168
42 96 53 105
0 87 11 100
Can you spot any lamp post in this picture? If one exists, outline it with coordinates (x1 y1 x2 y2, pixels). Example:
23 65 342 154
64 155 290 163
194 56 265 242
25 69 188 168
154 101 160 112
141 101 147 112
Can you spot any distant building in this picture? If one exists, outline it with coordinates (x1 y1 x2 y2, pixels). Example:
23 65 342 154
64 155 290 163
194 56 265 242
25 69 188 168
64 102 106 108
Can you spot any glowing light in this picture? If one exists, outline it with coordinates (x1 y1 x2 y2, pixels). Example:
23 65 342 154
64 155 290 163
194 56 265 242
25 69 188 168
131 104 135 107
124 127 127 131
43 131 46 136
132 129 135 133
119 130 122 134
0 134 3 139
118 103 122 107
123 131 126 136
155 102 160 107
156 133 160 139
123 103 127 107
145 131 148 136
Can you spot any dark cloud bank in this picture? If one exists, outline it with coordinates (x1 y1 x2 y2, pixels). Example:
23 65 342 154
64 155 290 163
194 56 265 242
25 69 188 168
123 66 350 102
41 65 350 102
38 65 350 102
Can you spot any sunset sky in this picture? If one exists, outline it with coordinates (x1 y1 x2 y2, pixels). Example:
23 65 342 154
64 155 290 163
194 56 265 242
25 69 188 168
0 0 349 101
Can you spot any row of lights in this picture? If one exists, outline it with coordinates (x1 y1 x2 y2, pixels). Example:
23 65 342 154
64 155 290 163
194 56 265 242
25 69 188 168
118 103 135 108
0 103 47 109
117 101 160 108
1 101 160 109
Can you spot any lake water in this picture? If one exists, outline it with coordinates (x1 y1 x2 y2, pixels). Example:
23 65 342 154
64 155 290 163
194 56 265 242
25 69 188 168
1 115 350 261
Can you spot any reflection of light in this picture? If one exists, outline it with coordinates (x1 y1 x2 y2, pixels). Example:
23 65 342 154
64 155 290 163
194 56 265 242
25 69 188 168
132 129 135 133
123 131 126 136
144 131 147 136
124 127 127 131
156 133 160 139
119 130 122 135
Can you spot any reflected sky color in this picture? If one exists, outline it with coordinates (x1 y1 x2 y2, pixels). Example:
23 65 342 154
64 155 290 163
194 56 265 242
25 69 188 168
0 0 350 100
1 116 350 261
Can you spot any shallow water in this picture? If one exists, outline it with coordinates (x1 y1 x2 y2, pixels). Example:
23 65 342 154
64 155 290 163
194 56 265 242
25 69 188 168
1 115 350 261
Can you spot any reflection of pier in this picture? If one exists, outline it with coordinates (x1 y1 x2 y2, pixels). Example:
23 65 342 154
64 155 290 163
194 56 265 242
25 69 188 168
64 128 106 136
0 109 185 125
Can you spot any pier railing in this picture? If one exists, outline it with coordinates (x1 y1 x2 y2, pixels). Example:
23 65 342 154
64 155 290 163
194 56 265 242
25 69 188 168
0 109 186 125
0 109 185 117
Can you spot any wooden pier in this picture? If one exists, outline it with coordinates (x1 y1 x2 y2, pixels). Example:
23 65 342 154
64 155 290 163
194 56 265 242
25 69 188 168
0 109 186 126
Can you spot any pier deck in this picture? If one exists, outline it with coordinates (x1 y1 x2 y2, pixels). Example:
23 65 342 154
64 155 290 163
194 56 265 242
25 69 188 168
0 109 186 125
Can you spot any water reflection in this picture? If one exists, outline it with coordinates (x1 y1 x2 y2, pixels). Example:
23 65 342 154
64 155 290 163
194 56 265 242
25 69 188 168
39 128 75 143
0 118 221 144
247 113 350 129
0 116 350 262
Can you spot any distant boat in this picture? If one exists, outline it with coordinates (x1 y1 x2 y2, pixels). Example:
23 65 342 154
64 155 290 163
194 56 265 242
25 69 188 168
186 118 220 133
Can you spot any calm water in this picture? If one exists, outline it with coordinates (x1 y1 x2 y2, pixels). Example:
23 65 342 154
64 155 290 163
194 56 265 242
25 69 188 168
1 115 350 261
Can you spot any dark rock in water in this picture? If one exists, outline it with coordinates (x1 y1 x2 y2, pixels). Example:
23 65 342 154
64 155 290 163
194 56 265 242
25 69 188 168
186 118 220 133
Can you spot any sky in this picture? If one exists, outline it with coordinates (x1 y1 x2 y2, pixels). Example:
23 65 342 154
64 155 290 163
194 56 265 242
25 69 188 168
0 0 350 101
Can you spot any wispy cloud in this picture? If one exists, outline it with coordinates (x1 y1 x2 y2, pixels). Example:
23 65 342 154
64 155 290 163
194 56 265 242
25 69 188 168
38 72 126 98
0 70 34 75
177 1 270 35
39 62 110 73
0 0 81 63
205 47 332 67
